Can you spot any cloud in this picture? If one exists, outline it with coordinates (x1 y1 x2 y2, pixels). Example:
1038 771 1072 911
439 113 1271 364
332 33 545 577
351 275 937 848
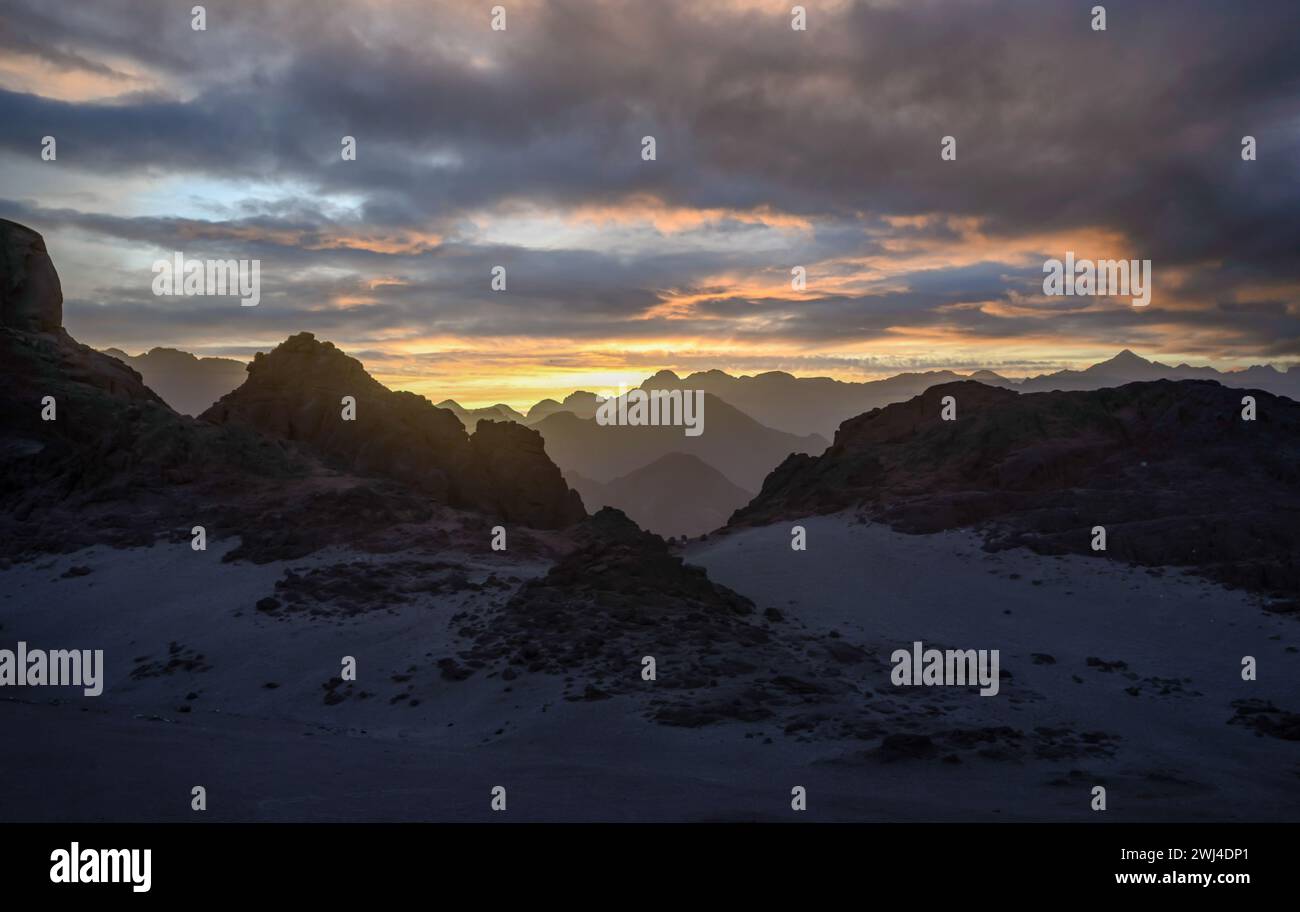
0 0 1296 373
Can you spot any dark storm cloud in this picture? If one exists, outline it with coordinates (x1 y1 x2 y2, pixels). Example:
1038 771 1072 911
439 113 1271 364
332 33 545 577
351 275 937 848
1 0 1298 356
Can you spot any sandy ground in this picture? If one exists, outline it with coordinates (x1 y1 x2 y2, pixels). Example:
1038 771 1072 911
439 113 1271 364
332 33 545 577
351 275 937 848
2 515 1298 821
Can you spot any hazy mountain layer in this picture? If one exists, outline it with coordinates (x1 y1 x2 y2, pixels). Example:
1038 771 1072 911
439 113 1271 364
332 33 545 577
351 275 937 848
566 452 753 538
102 347 248 417
533 393 827 491
642 353 1300 438
86 337 1300 443
437 399 526 432
641 367 970 438
1016 349 1300 399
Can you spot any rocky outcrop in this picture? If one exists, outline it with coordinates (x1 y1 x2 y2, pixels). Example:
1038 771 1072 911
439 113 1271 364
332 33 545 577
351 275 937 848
467 417 586 525
732 379 1300 598
1 219 62 333
201 332 584 528
0 221 580 566
0 224 306 559
1 222 199 500
458 508 824 723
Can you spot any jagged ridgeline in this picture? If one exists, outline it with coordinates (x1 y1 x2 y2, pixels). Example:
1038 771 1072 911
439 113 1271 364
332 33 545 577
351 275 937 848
0 219 287 500
0 219 584 559
732 380 1300 601
200 332 584 527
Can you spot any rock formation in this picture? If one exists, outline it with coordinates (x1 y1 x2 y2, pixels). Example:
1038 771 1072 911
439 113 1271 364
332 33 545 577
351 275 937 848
1 218 63 333
0 220 582 565
732 379 1300 599
201 332 584 528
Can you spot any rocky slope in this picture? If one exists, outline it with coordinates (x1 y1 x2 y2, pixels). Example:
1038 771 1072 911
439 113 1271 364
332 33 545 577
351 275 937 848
732 379 1300 600
0 222 310 557
458 507 877 726
201 332 584 528
1 220 583 567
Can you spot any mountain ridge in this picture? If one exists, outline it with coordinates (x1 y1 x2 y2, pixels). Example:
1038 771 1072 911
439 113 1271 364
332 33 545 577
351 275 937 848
730 378 1300 600
533 392 827 491
103 346 248 417
92 338 1300 440
201 332 585 528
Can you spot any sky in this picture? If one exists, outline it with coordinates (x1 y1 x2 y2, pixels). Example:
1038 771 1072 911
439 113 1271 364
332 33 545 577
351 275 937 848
2 0 1298 408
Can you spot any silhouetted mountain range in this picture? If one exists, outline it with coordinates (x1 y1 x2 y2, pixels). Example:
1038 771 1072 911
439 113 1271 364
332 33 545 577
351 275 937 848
98 340 1298 443
524 391 602 423
532 393 827 491
103 346 247 416
437 399 526 432
642 355 1300 438
1012 349 1300 400
640 367 972 438
0 220 584 563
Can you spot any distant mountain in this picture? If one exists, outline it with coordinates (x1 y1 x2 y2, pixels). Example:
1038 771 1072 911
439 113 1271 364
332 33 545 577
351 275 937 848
968 369 1013 385
566 452 753 538
525 398 564 422
632 354 1299 438
732 378 1300 599
641 367 970 438
533 393 827 491
101 346 247 416
519 391 603 423
200 332 584 527
437 399 524 432
1017 349 1300 399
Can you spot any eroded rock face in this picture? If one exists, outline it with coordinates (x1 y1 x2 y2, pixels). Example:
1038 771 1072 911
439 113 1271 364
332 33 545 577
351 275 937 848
0 219 63 333
0 219 186 501
732 379 1300 597
0 222 580 565
468 418 586 526
201 332 585 528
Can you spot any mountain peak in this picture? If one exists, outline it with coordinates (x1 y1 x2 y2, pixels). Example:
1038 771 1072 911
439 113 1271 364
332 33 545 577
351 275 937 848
202 333 584 527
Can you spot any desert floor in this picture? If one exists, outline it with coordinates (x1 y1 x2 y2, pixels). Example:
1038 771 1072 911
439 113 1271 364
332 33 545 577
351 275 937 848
2 514 1297 821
